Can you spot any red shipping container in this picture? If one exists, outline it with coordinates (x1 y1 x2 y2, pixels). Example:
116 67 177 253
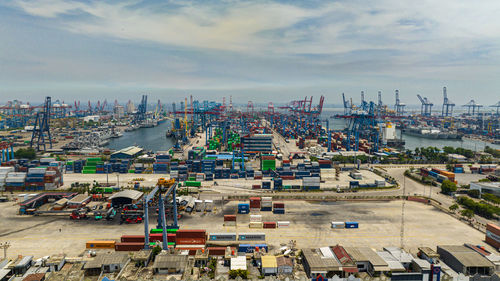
252 185 261 189
115 242 143 251
208 247 230 256
273 202 285 208
281 175 295 180
224 215 236 221
175 238 206 245
176 229 206 239
121 235 144 243
254 175 263 180
263 222 276 229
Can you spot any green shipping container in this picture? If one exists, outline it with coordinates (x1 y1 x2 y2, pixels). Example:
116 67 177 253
184 181 201 187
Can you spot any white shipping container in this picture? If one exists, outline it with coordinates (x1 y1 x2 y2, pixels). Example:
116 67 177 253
261 197 272 202
224 221 236 226
0 167 15 174
250 215 262 222
331 222 345 229
277 221 290 228
261 201 272 207
28 168 46 174
6 178 25 183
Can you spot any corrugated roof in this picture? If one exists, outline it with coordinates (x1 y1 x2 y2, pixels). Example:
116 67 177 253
84 253 128 269
68 194 90 204
276 256 293 267
112 146 143 156
438 245 494 268
230 256 247 271
302 248 340 271
153 254 187 270
109 189 143 201
344 247 388 267
262 256 277 268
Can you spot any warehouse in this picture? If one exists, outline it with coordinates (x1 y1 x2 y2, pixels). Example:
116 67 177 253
332 245 358 275
83 253 129 276
110 146 143 159
344 247 389 275
470 182 500 197
301 248 341 278
437 245 494 276
261 255 277 275
153 254 188 275
276 256 293 275
67 194 91 209
109 190 143 207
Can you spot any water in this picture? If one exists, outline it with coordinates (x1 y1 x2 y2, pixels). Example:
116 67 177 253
107 120 176 151
107 108 499 152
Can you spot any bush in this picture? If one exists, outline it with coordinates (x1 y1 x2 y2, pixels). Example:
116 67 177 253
457 196 499 219
229 269 249 279
482 193 500 205
14 147 36 160
467 189 480 198
441 180 457 195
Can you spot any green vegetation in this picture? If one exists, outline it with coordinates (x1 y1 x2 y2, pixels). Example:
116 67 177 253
460 209 475 221
482 193 500 205
485 146 500 158
440 180 457 195
404 170 436 186
229 269 249 279
14 147 36 160
457 196 500 219
467 189 480 198
442 146 474 158
449 203 459 212
152 245 162 259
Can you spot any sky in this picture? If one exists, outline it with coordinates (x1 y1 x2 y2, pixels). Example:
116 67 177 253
1 0 500 107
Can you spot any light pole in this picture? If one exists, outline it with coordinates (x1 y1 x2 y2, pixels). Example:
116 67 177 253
0 242 10 259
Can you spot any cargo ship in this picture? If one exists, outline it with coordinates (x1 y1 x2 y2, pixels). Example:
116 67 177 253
402 126 462 140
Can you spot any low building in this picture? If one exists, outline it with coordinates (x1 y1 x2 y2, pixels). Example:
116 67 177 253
13 256 33 275
22 273 45 281
108 190 143 207
67 194 91 209
83 115 100 123
276 256 293 275
83 253 129 276
448 154 468 162
110 146 143 159
44 255 65 272
344 247 389 275
230 256 247 271
470 182 500 197
418 247 440 264
261 255 277 276
332 245 358 276
437 245 494 276
153 254 188 275
302 248 341 278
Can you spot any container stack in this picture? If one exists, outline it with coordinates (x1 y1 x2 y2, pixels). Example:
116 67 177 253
302 177 320 190
249 215 263 228
261 155 276 171
261 197 272 211
5 172 25 191
83 158 100 174
273 202 285 214
170 162 179 179
44 166 62 190
154 153 171 174
273 178 283 190
195 173 205 182
254 171 263 179
175 229 206 247
224 215 236 226
178 164 188 181
0 167 15 191
249 197 261 212
375 180 386 187
25 167 46 191
262 181 271 189
201 159 215 176
318 159 332 168
454 164 464 174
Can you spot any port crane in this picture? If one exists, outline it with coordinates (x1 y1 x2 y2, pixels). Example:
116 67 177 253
30 96 52 151
463 100 482 116
491 101 500 116
134 95 148 124
417 94 433 116
144 178 178 250
441 87 455 117
394 90 406 116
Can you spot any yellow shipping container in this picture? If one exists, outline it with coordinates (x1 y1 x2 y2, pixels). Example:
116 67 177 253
86 240 116 249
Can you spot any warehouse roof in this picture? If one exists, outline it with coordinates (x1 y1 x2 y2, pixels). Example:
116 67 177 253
230 256 247 271
111 146 143 157
276 256 293 267
302 248 340 271
376 251 406 272
262 256 277 268
153 254 187 270
22 273 46 281
437 245 494 268
83 253 128 270
109 190 143 201
344 247 388 270
67 194 90 204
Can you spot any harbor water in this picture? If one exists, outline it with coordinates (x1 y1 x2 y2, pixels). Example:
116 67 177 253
107 108 499 152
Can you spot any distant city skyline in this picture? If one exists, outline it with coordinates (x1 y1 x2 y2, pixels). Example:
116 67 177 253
1 0 500 106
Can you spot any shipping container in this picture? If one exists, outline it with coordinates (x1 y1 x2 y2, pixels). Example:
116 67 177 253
115 242 144 251
208 233 237 241
331 222 345 229
345 222 359 229
86 240 116 249
238 233 265 241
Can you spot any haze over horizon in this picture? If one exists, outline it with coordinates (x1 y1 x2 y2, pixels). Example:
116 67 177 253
1 0 500 106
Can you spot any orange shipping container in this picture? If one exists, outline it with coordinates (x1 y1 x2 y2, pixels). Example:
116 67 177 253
86 240 116 249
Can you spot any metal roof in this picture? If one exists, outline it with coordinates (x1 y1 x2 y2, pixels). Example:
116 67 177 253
262 256 277 268
67 194 90 204
438 245 494 268
344 247 388 267
111 146 143 156
230 256 247 271
302 248 340 271
83 253 128 270
153 254 187 270
109 189 143 201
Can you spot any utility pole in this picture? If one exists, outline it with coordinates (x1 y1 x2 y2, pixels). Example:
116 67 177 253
400 176 406 249
0 242 10 259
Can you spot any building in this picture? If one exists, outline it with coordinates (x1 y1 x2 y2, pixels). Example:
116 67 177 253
418 247 440 264
332 245 358 275
448 154 468 162
13 256 33 275
67 194 91 209
22 273 45 281
110 146 143 159
230 256 247 271
83 115 100 123
486 224 500 250
44 255 65 272
83 253 129 276
276 256 293 275
153 254 188 275
261 255 277 275
113 105 125 119
108 190 143 207
470 182 500 197
241 134 273 153
344 247 389 275
301 248 341 278
437 245 494 276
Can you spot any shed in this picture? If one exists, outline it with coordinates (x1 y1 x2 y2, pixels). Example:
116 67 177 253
332 245 358 274
344 247 389 274
109 190 143 207
45 254 65 272
153 254 188 275
0 268 11 281
22 273 45 281
83 253 129 276
376 251 406 272
276 256 293 275
261 255 277 275
437 245 494 276
67 194 91 209
13 256 33 275
111 146 143 159
301 248 341 278
230 256 247 271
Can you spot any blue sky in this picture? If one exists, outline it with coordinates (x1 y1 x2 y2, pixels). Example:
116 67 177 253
1 0 500 107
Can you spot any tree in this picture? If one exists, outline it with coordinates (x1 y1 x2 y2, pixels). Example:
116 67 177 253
14 147 36 160
467 189 480 198
460 209 475 222
441 180 457 195
449 204 459 213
